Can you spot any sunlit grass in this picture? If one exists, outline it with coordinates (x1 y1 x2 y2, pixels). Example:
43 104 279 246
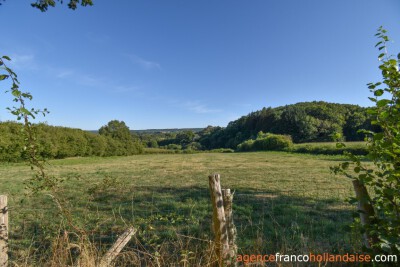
0 152 364 265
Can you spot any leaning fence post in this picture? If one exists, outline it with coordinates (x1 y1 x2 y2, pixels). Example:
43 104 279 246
222 189 237 266
208 174 229 267
352 179 378 248
0 195 8 267
99 226 137 267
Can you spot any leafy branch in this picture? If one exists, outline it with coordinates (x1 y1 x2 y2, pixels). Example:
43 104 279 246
1 55 89 236
0 56 56 191
332 26 400 255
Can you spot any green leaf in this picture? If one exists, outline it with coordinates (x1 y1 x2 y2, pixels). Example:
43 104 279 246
22 93 33 100
388 59 397 66
11 90 21 97
374 89 384 96
376 99 391 107
2 55 11 61
0 74 8 80
379 111 389 120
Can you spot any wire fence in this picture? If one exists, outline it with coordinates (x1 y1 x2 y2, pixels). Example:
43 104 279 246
6 183 360 265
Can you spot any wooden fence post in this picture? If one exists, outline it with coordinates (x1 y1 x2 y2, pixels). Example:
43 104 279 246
99 226 137 267
208 174 230 267
0 195 8 267
222 189 237 267
352 179 378 248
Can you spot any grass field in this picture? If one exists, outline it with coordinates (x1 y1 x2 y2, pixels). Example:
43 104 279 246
0 152 364 265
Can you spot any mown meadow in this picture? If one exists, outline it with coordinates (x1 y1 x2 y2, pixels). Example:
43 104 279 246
1 151 365 266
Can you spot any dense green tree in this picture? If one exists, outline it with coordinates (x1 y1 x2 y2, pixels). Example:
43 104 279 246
274 105 318 142
99 120 143 155
86 133 107 156
147 139 159 148
0 122 24 161
176 130 195 146
99 120 131 141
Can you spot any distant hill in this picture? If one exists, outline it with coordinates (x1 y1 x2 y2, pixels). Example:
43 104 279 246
198 101 377 149
132 128 203 134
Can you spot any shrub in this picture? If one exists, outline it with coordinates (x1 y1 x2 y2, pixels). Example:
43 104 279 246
253 134 293 151
147 140 159 148
166 144 182 150
237 133 293 151
236 139 255 151
186 142 202 150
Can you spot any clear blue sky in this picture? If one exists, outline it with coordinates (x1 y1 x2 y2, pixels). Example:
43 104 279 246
0 1 399 130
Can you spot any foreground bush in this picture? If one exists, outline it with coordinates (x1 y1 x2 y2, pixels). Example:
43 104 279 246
334 27 400 255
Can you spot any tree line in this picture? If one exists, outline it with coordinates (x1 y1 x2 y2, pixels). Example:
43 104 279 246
0 120 143 162
0 101 376 161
